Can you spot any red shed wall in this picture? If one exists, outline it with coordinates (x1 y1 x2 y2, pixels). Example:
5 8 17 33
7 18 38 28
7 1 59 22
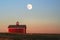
8 28 26 34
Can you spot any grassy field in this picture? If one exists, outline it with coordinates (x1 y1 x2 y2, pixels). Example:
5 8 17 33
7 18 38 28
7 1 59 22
0 33 60 40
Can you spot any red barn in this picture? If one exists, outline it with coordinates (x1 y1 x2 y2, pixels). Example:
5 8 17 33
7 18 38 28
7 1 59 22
8 21 26 34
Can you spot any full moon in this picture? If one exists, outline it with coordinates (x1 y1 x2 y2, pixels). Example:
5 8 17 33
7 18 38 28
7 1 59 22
27 4 32 10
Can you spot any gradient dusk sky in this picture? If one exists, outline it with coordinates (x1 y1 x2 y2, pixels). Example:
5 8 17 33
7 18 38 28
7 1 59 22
0 0 60 33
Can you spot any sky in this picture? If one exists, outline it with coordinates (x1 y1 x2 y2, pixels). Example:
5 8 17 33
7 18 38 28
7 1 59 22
0 0 60 33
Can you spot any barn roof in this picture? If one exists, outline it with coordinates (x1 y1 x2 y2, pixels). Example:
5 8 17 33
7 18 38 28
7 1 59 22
8 25 26 28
